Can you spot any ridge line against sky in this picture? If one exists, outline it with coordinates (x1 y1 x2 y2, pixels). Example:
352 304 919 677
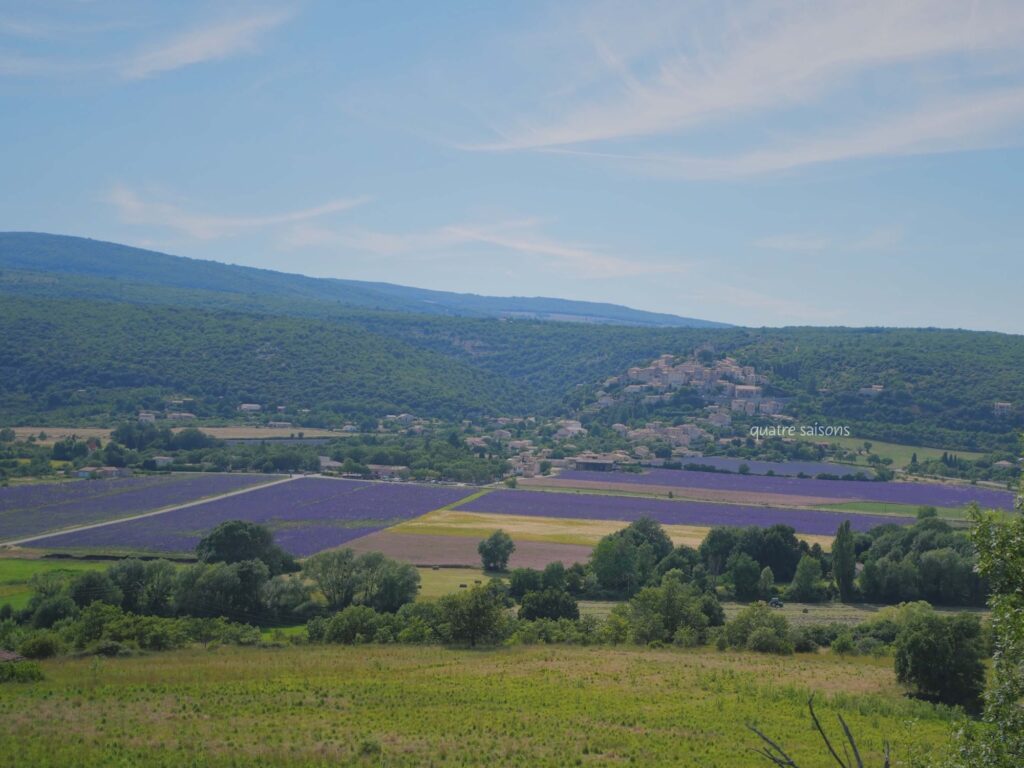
1 1 1022 332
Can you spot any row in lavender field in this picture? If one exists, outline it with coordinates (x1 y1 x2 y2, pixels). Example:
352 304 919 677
678 456 874 477
556 468 1015 510
31 477 476 557
0 474 278 541
458 489 913 536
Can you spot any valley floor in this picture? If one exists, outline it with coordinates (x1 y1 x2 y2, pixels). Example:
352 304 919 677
0 644 956 767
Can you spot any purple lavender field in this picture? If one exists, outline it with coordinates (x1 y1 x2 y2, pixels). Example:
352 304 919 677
680 456 873 477
460 489 912 535
32 477 475 557
0 474 277 541
557 468 1015 510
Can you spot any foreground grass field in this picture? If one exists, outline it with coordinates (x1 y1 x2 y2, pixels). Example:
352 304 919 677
0 644 955 767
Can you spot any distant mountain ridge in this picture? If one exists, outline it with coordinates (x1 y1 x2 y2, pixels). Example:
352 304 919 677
0 232 729 328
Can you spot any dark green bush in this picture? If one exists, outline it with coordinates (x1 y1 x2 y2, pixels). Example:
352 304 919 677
0 661 44 683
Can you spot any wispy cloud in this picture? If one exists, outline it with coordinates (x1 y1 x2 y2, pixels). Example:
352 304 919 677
109 185 366 240
755 227 903 256
465 0 1024 175
596 88 1024 178
122 9 292 80
283 219 687 279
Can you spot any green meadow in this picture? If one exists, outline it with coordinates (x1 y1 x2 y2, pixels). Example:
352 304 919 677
0 644 957 767
806 435 985 469
0 557 109 610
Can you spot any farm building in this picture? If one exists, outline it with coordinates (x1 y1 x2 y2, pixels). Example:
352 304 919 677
76 466 133 479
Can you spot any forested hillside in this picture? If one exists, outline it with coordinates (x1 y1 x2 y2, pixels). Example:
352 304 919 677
0 297 527 424
0 233 1022 448
0 232 725 327
1 293 1022 450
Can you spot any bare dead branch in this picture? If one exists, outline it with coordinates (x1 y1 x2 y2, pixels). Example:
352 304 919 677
747 725 800 766
838 713 864 767
807 696 850 767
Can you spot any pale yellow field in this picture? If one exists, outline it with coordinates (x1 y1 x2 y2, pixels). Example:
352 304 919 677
11 427 112 445
392 509 833 551
416 566 490 599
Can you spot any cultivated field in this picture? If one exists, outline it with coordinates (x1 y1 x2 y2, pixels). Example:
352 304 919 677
344 530 593 569
9 427 112 445
27 477 476 557
671 456 872 477
457 488 905 535
392 508 834 551
417 566 490 599
0 473 279 542
800 435 986 469
0 644 956 767
534 468 1015 510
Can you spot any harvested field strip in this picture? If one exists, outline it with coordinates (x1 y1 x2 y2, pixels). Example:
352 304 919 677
416 566 490 599
518 477 845 507
343 530 591 569
392 509 835 551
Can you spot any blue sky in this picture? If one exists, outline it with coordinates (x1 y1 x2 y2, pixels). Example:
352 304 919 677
2 1 1023 332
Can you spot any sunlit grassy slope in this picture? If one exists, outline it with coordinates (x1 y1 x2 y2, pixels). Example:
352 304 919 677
0 644 956 767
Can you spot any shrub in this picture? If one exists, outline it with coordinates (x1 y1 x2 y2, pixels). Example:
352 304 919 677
18 631 61 659
31 596 77 629
324 605 385 645
306 615 328 643
831 631 855 655
789 628 818 653
86 639 134 657
747 625 794 655
518 589 579 621
724 602 791 652
69 571 123 608
508 568 543 600
0 661 44 683
673 627 699 648
804 622 845 648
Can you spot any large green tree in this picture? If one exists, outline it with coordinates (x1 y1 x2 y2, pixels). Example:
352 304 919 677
894 609 986 710
786 555 825 602
196 520 297 576
478 530 516 572
832 520 857 602
951 495 1024 765
438 584 507 647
